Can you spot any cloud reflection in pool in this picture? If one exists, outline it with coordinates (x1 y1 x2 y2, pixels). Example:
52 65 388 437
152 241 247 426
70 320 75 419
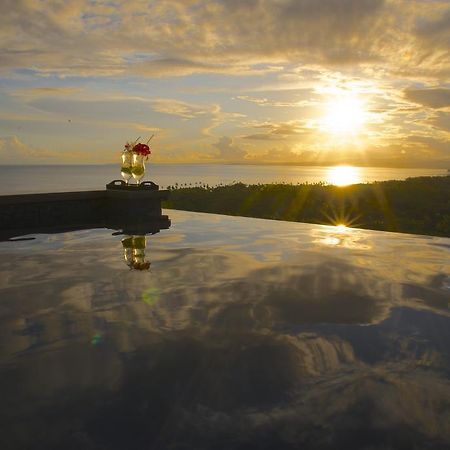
0 210 449 450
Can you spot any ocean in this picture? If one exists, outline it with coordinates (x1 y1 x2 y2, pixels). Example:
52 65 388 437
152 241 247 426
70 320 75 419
0 164 447 195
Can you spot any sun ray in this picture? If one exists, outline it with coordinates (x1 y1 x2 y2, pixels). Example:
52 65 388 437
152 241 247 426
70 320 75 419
321 202 362 229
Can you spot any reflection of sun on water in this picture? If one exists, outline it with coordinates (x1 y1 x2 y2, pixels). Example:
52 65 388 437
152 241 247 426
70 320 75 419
327 166 361 187
311 226 372 250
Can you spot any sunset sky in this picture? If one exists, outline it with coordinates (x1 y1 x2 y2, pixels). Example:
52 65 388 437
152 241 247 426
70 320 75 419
0 0 449 167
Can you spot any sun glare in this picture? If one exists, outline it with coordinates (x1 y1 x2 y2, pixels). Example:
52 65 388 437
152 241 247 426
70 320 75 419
327 165 361 187
320 92 366 137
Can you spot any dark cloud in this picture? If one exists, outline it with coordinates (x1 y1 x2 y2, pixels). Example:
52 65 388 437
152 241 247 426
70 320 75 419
415 8 450 44
0 0 448 78
404 88 450 109
215 0 386 64
406 135 450 155
428 112 450 132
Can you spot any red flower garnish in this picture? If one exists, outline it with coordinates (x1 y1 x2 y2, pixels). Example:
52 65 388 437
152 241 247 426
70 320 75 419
132 143 151 156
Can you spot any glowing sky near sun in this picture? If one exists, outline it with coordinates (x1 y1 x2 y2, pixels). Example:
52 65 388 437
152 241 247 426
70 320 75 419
0 0 449 167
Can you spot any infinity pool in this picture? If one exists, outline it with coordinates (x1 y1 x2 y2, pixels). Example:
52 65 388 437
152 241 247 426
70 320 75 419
0 210 449 449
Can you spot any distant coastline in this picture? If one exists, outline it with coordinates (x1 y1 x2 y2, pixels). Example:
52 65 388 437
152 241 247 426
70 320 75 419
163 175 450 238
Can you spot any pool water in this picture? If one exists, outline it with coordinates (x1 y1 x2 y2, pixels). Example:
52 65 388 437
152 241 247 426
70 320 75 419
0 210 449 449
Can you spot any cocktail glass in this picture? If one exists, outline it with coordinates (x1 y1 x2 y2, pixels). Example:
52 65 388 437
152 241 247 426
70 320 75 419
121 152 132 184
131 154 145 185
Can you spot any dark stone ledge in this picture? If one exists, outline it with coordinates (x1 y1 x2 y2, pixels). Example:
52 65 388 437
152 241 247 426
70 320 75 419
0 185 170 240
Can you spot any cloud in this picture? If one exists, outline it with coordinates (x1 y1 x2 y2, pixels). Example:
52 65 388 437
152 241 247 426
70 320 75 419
355 137 450 168
11 93 220 138
427 112 450 133
0 135 69 163
242 120 309 140
242 134 450 167
405 135 450 157
414 7 450 48
250 146 305 162
12 87 83 98
1 0 449 79
132 58 262 78
404 88 450 109
235 96 270 105
235 96 308 107
150 99 245 138
212 136 248 161
151 99 209 119
242 134 282 141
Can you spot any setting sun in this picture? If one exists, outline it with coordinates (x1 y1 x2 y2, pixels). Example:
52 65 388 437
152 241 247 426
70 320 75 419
327 165 361 187
320 92 366 137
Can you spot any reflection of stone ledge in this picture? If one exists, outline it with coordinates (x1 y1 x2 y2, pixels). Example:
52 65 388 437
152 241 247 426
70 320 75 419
0 183 170 240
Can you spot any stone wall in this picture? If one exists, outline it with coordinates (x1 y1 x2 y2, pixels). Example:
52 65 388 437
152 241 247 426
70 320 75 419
0 189 170 239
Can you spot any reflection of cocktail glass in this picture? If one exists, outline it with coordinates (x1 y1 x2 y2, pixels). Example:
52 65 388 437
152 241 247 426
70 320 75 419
131 236 149 270
121 235 150 270
121 152 132 184
131 154 145 185
121 236 134 268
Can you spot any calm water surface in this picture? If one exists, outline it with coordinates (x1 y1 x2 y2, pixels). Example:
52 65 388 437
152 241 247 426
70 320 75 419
0 164 446 194
0 210 449 449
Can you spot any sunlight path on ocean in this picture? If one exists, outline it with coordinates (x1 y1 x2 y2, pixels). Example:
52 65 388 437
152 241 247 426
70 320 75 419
327 166 362 186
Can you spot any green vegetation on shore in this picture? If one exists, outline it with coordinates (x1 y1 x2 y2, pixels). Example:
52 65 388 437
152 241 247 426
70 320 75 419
163 176 450 237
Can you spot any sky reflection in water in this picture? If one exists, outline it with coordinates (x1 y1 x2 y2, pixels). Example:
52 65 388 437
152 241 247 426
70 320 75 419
0 210 449 450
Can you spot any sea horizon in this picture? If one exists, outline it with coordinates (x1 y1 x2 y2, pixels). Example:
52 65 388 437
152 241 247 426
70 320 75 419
0 163 447 196
1 162 448 169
